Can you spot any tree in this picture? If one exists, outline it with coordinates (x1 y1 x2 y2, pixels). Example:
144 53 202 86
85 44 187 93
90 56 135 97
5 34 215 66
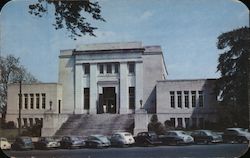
1 0 105 40
215 27 250 128
148 114 166 135
0 55 39 121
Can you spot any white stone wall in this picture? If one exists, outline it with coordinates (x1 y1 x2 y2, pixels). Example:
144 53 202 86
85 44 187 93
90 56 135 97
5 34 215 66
6 83 62 127
156 79 218 128
142 50 167 113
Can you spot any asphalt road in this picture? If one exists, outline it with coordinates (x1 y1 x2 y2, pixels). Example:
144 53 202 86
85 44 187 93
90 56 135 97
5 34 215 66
3 144 249 158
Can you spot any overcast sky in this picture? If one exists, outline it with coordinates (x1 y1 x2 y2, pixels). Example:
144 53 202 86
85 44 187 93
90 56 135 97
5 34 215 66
0 0 249 82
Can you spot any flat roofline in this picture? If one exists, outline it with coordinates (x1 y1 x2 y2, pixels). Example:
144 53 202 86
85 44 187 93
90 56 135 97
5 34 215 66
73 48 145 55
157 78 217 82
8 82 62 86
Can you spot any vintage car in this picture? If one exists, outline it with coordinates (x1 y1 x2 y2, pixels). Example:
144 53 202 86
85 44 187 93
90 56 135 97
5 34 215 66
159 131 194 145
222 128 250 143
191 130 222 144
134 132 161 146
34 137 60 149
0 137 11 150
11 136 34 150
85 135 111 148
60 136 85 149
110 132 135 147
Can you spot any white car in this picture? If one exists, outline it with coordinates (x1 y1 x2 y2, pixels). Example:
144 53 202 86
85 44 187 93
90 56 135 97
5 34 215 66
0 137 11 150
167 131 194 144
110 132 135 147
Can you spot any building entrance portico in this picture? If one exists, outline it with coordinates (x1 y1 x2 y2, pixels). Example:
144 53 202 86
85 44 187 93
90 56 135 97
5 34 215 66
97 86 118 114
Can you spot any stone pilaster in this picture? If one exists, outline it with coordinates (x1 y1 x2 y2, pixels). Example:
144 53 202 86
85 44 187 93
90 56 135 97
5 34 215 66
119 62 128 114
89 63 97 114
74 64 83 114
135 62 143 110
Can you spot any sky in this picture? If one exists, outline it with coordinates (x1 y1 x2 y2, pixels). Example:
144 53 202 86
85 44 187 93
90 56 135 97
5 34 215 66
0 0 249 82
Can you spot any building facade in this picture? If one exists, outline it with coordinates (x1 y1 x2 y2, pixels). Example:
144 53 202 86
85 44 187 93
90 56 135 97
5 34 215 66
5 42 218 134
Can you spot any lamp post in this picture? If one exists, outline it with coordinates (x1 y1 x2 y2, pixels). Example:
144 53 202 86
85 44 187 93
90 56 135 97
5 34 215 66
18 80 22 136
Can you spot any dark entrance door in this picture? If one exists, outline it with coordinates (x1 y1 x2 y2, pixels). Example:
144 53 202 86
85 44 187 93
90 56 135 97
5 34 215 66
102 87 116 114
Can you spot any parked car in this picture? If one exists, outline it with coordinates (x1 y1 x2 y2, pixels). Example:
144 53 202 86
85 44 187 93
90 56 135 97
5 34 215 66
60 136 85 149
134 132 161 146
85 135 111 148
159 131 194 145
110 132 135 147
0 137 11 150
222 128 250 144
11 137 34 150
34 137 60 150
191 130 222 144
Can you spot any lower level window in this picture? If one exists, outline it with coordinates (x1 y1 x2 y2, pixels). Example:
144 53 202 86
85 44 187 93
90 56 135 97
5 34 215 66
129 87 135 109
84 88 90 109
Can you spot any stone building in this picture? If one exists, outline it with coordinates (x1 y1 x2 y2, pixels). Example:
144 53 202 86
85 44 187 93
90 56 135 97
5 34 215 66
5 42 218 136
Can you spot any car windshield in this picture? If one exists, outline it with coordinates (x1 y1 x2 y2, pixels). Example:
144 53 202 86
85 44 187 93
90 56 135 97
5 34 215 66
203 130 213 135
96 136 108 142
44 137 54 141
22 138 31 143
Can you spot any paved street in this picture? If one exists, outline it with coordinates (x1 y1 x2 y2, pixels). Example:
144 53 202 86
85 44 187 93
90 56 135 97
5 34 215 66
3 144 249 158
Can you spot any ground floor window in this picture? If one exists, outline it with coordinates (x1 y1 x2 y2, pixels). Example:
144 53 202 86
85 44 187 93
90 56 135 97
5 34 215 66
170 118 175 127
185 118 190 128
177 118 183 128
129 87 135 109
84 88 90 109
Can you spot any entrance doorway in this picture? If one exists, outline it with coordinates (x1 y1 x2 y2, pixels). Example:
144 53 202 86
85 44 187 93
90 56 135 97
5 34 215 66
99 87 116 114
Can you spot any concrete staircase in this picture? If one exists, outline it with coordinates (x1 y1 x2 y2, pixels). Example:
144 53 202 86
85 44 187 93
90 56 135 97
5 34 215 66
54 114 134 136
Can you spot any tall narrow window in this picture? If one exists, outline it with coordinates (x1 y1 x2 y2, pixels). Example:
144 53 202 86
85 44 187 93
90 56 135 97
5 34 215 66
29 118 33 126
198 91 204 107
191 91 196 107
84 88 90 109
42 93 46 109
24 94 28 109
36 94 40 109
177 118 183 128
23 118 27 127
107 63 112 74
128 62 135 74
30 94 34 109
184 91 189 108
58 100 61 114
114 63 119 73
177 91 182 108
99 64 104 74
170 91 175 108
129 87 135 109
84 64 90 74
170 118 175 127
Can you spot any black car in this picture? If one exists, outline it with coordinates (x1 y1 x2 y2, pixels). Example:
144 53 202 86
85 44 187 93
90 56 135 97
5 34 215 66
158 132 184 145
191 130 222 144
222 128 250 144
60 136 85 149
85 135 111 148
134 132 161 146
34 137 60 150
11 137 34 150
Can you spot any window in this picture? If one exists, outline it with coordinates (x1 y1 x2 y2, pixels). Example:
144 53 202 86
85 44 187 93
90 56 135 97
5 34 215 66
198 91 204 107
107 63 112 74
58 100 61 114
99 64 104 74
29 118 33 126
191 91 196 107
170 91 175 108
114 63 119 73
36 94 40 109
129 87 135 109
185 118 190 129
128 62 135 74
184 91 189 108
177 118 183 128
30 94 34 109
23 118 27 127
84 64 90 74
84 88 90 109
24 94 28 109
42 93 46 109
177 91 182 108
170 118 175 127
